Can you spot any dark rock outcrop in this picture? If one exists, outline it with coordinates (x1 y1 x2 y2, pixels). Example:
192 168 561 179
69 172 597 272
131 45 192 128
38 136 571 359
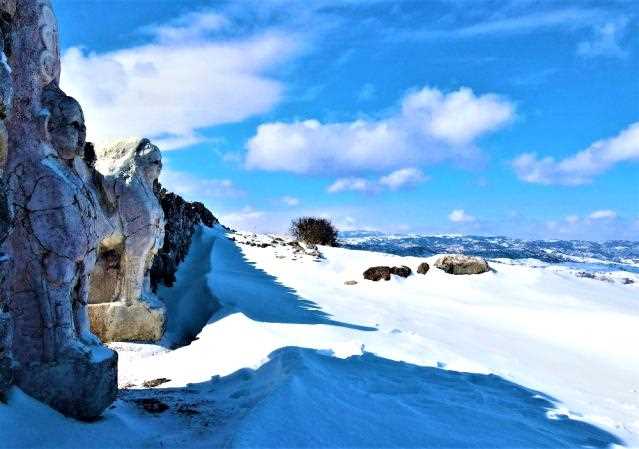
417 262 430 274
150 181 217 291
435 255 490 275
391 265 412 278
363 266 391 281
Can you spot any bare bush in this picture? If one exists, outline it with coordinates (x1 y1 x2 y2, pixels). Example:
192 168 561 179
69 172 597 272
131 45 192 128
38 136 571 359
290 217 338 247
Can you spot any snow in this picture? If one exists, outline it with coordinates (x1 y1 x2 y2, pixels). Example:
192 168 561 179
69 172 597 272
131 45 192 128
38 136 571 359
1 225 638 448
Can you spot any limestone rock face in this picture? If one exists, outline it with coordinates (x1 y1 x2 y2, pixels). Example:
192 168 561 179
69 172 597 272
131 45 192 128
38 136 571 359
88 138 167 343
150 183 216 291
3 0 117 419
434 255 491 275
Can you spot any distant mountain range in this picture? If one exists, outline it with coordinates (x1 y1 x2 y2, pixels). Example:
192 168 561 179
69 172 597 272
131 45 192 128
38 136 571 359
339 231 639 273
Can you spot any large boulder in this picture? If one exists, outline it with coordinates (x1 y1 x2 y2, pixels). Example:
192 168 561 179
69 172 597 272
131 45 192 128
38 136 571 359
390 265 412 278
434 255 490 275
417 262 430 274
363 265 412 281
88 138 167 343
3 0 117 419
149 182 216 291
363 266 391 281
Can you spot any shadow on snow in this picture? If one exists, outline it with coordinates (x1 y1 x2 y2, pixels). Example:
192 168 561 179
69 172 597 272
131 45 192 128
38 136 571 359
208 231 376 332
119 347 623 448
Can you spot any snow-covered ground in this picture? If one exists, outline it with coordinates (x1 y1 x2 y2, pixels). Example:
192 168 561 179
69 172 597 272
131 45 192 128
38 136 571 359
1 225 638 448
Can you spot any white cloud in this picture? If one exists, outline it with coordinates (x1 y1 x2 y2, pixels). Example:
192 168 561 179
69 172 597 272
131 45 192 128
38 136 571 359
379 168 426 190
512 122 639 185
327 177 375 194
448 209 476 223
328 167 427 194
61 12 300 150
281 196 301 206
392 8 602 41
246 86 514 174
589 210 617 220
577 20 628 59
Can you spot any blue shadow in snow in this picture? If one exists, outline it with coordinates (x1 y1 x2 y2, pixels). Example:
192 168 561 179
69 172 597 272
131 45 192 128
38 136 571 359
122 347 624 448
210 234 376 332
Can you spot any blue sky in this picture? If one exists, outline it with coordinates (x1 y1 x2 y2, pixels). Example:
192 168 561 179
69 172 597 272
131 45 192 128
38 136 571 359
54 0 639 240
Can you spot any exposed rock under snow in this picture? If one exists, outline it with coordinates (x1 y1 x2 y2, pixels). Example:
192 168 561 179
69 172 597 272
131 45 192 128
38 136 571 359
435 254 491 275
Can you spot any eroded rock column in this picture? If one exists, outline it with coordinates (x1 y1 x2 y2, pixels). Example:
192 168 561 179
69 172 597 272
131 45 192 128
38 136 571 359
88 138 167 342
3 0 116 419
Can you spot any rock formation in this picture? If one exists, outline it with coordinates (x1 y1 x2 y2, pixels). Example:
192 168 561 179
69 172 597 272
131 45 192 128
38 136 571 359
417 262 430 275
87 138 167 342
390 265 412 278
363 266 392 281
434 255 491 275
150 182 216 291
2 0 117 419
0 0 14 403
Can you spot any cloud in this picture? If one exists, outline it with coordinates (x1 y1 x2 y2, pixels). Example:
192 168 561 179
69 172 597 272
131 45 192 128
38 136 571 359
391 8 603 41
379 168 426 190
328 167 426 193
448 209 476 223
281 196 301 206
589 210 617 220
577 20 629 59
327 178 375 194
246 86 514 174
61 12 300 150
512 122 639 185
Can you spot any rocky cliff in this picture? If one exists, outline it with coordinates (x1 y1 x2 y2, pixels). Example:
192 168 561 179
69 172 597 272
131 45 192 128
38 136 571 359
150 182 217 291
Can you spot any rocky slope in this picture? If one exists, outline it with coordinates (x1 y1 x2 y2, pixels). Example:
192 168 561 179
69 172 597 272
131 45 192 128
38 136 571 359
150 181 217 292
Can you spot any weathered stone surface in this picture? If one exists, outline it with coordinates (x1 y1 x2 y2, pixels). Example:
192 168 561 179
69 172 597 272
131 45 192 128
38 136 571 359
3 0 116 419
88 138 167 342
417 262 430 275
88 300 165 342
150 182 216 291
434 255 491 275
0 0 14 402
0 281 12 402
363 266 392 281
391 265 412 278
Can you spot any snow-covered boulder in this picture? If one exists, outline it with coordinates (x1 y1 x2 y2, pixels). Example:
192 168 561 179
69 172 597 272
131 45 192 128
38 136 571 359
88 138 167 343
435 255 490 275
